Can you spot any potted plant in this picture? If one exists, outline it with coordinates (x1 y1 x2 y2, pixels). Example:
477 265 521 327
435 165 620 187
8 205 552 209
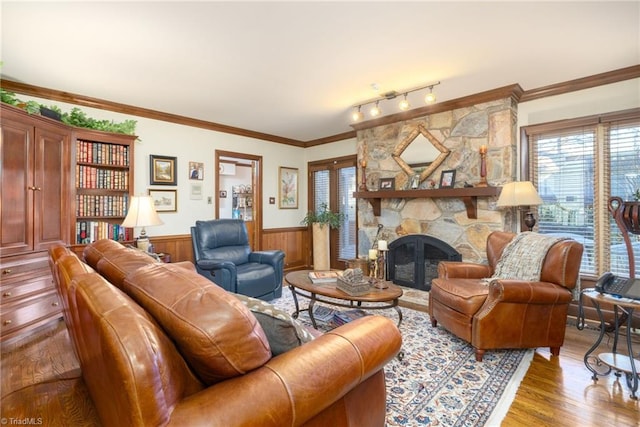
301 203 345 270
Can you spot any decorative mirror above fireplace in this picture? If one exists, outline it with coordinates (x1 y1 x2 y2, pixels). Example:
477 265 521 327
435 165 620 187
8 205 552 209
392 124 450 184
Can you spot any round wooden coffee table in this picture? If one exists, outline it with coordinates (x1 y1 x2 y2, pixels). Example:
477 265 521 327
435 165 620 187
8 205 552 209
284 270 403 329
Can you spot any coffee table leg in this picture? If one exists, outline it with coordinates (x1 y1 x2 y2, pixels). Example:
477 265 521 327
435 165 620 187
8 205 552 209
308 294 318 329
394 305 403 327
289 286 301 319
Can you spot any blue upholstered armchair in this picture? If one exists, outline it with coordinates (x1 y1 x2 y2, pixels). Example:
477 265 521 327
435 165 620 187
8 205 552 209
191 219 284 300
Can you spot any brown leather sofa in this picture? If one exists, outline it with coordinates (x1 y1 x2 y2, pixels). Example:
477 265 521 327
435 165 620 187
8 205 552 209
429 231 583 361
49 240 402 426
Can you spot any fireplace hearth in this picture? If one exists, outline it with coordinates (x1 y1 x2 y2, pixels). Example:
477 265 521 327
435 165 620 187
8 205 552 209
388 234 461 291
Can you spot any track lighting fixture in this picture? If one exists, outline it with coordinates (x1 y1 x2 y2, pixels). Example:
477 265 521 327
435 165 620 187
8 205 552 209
351 81 441 122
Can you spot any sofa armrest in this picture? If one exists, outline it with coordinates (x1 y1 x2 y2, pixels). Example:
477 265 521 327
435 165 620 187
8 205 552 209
249 250 285 268
194 259 235 271
194 259 238 292
167 315 401 427
438 261 491 279
484 279 573 306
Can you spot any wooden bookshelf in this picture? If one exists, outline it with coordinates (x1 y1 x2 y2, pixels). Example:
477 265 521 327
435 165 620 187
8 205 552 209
72 129 136 245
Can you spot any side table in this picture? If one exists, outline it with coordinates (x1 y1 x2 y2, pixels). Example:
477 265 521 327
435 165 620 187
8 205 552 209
578 289 640 399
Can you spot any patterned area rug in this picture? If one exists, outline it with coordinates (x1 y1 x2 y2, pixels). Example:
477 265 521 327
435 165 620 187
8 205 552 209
269 289 533 427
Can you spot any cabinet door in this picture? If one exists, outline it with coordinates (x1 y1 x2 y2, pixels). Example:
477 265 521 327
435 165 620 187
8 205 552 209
33 122 71 252
1 118 33 256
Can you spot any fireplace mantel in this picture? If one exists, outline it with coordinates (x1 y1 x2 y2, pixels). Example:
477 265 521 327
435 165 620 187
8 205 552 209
353 186 501 219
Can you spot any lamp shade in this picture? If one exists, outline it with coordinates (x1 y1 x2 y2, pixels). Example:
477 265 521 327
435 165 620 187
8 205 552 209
122 195 164 228
496 181 543 207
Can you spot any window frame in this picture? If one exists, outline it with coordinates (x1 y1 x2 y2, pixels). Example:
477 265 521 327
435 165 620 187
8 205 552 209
521 107 640 278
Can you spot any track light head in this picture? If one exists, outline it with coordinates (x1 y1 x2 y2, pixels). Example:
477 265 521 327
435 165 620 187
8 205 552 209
370 101 381 117
425 86 436 103
398 94 410 111
351 105 364 122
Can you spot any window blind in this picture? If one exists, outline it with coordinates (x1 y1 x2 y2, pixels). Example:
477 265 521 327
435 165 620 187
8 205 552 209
526 108 640 277
606 119 640 275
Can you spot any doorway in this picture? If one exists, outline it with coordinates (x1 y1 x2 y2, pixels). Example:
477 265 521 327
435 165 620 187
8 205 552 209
215 150 262 249
308 155 357 269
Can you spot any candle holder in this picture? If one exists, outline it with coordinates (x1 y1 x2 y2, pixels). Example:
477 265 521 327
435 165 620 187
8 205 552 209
379 250 388 280
476 146 488 187
359 159 368 191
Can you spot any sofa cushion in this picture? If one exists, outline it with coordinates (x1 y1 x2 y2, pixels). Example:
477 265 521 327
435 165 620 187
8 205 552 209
122 263 272 385
233 294 315 355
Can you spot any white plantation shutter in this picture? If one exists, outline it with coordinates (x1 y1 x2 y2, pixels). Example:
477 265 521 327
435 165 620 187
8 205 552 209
606 118 640 275
525 109 640 277
313 170 330 211
530 125 597 274
337 166 356 260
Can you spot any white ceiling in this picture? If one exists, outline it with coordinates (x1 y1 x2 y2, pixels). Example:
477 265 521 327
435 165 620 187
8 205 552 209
2 1 638 143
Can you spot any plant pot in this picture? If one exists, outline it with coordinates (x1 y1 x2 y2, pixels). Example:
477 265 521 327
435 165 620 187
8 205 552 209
40 106 61 121
312 223 330 270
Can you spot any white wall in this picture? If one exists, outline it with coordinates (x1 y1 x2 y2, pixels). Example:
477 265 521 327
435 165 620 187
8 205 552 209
18 95 331 235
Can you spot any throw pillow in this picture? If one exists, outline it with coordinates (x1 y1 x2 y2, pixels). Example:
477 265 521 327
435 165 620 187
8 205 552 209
122 263 272 385
233 293 315 356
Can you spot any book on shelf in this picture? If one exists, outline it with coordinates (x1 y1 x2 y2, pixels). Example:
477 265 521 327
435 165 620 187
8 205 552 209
308 270 340 283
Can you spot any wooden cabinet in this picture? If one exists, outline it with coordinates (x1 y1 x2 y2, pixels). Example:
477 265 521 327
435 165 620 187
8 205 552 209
0 254 61 342
0 105 135 341
72 129 136 244
1 105 71 256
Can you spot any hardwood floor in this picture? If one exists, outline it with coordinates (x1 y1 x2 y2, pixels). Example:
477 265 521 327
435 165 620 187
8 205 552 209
1 317 639 426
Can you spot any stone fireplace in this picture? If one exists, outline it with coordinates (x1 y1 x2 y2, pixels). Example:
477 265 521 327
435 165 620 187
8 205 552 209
387 234 461 291
355 93 519 264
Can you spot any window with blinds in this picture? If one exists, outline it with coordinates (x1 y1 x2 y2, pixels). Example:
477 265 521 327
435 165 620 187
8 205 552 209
525 109 640 277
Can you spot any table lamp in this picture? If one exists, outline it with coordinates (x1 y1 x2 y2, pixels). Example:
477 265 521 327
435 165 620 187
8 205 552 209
497 181 543 231
122 195 164 251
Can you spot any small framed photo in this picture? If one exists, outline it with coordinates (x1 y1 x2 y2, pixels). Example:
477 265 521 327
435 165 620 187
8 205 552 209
439 170 456 189
190 183 203 200
149 189 177 212
189 161 204 180
279 167 298 209
379 177 395 190
150 155 177 185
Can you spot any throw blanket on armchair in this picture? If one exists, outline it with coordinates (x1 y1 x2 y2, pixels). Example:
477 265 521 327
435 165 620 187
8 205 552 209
491 232 567 281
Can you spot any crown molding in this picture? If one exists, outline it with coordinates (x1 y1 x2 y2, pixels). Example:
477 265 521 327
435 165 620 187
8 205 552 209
3 65 637 147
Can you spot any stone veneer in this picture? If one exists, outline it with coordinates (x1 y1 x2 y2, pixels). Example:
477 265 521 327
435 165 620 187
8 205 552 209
357 97 517 263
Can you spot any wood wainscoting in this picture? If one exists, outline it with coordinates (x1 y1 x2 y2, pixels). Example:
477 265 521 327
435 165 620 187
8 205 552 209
149 226 310 272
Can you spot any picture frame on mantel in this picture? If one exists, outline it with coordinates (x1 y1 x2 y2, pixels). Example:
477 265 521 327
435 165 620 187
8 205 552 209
379 177 395 190
439 170 456 188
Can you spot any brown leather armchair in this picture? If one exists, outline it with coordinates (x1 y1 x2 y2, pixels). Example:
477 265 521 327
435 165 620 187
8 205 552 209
429 231 583 361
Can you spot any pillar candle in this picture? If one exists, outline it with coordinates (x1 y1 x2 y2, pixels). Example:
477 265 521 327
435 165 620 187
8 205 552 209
378 240 388 251
369 249 378 260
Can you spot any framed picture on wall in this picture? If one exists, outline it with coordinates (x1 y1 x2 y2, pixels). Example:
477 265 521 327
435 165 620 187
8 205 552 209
149 189 177 212
150 155 177 185
279 167 298 209
189 161 204 180
439 169 456 188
